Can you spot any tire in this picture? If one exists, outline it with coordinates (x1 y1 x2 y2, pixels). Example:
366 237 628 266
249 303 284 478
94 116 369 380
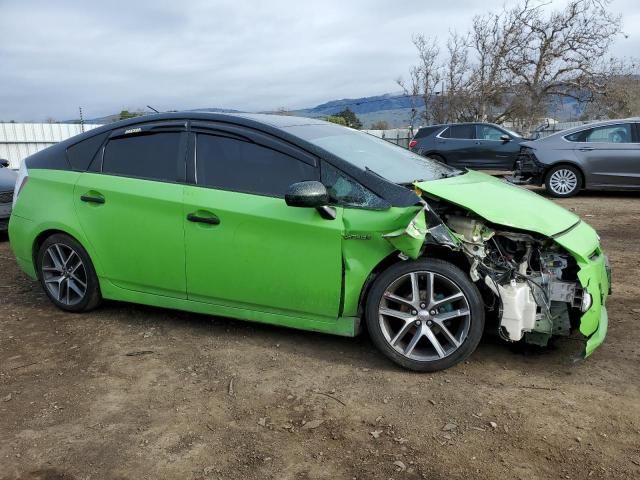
365 258 484 372
36 233 102 312
427 153 446 164
545 165 582 198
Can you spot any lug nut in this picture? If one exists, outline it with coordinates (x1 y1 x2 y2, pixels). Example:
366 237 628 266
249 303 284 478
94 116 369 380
411 310 417 315
430 310 436 315
420 303 426 308
415 320 421 326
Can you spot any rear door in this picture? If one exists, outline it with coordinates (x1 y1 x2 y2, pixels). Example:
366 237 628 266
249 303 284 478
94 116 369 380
74 122 188 297
566 123 640 188
474 124 521 169
435 125 476 167
183 123 344 319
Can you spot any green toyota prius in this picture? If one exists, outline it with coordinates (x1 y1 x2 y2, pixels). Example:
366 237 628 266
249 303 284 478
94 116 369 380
8 113 610 371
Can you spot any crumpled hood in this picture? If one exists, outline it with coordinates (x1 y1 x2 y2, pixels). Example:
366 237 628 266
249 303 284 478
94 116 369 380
415 170 580 237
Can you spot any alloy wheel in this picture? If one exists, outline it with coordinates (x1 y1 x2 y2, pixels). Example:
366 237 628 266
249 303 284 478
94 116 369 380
41 243 88 306
378 271 471 362
549 168 578 195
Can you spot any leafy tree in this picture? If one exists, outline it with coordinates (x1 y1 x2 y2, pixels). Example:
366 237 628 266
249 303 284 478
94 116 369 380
324 115 347 126
370 120 390 130
335 108 363 129
119 110 143 121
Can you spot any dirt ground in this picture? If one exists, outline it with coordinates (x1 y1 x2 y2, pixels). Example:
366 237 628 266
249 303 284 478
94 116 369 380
1 188 639 480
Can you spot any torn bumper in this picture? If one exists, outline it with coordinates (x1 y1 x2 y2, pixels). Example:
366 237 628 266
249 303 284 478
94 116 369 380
506 150 545 186
577 251 611 357
550 220 610 357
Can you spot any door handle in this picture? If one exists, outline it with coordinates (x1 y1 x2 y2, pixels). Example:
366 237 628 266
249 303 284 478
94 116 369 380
187 212 220 225
578 147 594 151
80 194 105 204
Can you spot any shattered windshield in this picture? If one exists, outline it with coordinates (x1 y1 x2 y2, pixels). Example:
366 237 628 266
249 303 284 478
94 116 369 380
285 124 462 184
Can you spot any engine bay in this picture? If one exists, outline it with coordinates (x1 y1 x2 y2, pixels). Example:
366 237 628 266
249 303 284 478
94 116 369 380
425 200 592 346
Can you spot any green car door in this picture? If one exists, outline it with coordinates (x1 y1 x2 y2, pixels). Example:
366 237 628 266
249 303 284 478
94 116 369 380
74 123 188 298
183 127 344 319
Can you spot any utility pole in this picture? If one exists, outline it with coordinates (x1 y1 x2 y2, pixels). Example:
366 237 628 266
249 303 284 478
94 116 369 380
79 106 85 133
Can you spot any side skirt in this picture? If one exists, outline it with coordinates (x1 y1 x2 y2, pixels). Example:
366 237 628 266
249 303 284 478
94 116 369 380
100 279 359 337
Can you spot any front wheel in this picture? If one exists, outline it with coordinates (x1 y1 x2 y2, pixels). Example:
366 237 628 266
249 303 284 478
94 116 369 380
36 233 102 312
365 258 485 372
545 165 582 197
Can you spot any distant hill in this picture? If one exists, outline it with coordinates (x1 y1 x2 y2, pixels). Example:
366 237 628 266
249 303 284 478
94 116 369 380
64 91 586 129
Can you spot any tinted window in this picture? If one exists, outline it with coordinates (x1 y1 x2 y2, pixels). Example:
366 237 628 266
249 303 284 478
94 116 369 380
321 161 388 209
477 125 506 141
413 126 441 139
442 125 475 139
566 124 633 143
67 131 109 171
102 132 183 181
196 134 318 197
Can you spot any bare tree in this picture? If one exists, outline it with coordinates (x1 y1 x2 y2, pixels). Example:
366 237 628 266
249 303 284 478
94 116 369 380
399 0 629 133
397 35 441 125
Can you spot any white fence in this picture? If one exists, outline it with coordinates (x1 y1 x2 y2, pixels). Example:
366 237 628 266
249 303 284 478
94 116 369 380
363 128 412 148
0 123 102 169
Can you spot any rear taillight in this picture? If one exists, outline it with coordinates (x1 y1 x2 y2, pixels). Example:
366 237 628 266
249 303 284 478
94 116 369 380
408 139 417 149
12 161 29 208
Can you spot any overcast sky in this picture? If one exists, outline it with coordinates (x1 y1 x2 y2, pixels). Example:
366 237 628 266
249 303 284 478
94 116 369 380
1 0 638 121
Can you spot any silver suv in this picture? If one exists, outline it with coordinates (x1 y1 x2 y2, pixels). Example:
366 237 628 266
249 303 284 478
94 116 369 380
510 118 640 197
0 159 17 231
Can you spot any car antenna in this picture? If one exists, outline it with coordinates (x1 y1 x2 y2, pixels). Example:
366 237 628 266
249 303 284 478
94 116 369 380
146 105 160 113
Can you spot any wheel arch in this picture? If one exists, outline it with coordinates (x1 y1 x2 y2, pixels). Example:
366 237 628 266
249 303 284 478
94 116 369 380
357 246 471 318
32 227 103 279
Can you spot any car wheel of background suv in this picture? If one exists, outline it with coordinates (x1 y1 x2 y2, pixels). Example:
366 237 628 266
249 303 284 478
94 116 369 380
427 153 446 164
36 233 102 312
545 164 582 198
365 258 484 372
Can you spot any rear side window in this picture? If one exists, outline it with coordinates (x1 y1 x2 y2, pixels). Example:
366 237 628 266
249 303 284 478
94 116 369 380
196 134 318 197
441 125 475 139
66 131 109 171
413 126 441 139
565 124 633 143
102 132 183 182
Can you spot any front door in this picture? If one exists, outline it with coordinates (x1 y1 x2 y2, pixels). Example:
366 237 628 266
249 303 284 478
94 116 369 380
474 124 520 169
74 123 188 297
183 129 343 319
568 123 640 188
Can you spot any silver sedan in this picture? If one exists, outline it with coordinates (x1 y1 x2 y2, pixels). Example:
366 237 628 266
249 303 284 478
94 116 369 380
510 118 640 197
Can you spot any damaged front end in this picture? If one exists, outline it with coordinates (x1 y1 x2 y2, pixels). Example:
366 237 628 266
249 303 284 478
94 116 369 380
401 184 610 358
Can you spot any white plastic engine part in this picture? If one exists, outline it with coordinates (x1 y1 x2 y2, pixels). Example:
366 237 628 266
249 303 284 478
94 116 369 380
497 280 538 341
445 215 491 243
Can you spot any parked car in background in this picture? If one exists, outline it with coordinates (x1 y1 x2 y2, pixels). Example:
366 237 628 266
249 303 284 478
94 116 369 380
510 118 640 197
409 122 526 170
9 113 609 372
0 159 17 231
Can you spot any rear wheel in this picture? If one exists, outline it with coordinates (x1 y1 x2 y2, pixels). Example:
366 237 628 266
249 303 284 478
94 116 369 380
428 153 446 164
36 233 101 312
365 258 484 372
545 165 582 197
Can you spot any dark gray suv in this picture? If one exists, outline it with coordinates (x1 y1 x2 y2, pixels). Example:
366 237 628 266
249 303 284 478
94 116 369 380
0 159 17 231
510 119 640 197
409 122 525 170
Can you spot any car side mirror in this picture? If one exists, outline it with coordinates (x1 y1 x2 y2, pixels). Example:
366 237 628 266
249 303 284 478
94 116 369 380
500 134 511 142
285 181 336 220
285 181 329 208
0 159 9 168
